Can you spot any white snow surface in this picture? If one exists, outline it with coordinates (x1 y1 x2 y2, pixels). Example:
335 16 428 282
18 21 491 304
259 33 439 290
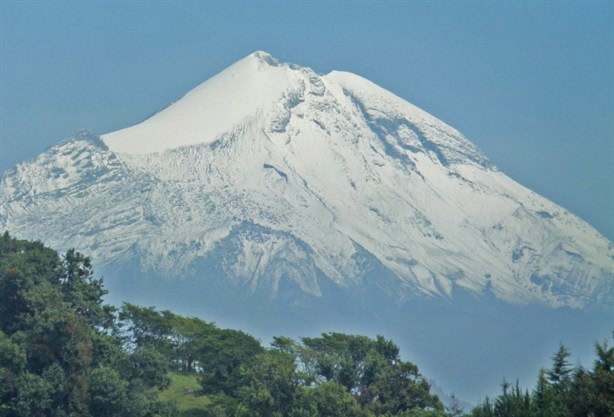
2 51 613 308
103 52 300 154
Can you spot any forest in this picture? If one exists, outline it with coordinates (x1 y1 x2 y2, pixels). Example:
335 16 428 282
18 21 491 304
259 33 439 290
0 232 612 417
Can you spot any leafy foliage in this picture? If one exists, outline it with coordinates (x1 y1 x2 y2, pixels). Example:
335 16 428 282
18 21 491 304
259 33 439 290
121 304 444 417
0 232 174 417
2 232 612 417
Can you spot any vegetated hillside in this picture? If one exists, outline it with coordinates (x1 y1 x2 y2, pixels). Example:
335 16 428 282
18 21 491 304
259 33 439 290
0 232 175 416
0 232 443 416
2 233 611 417
159 372 211 416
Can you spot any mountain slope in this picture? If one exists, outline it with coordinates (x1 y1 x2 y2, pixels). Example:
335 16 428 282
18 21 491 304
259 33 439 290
1 51 612 309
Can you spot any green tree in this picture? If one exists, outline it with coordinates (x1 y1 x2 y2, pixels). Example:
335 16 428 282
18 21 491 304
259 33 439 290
0 232 176 417
119 303 217 372
286 332 442 416
586 334 614 417
198 328 264 396
88 366 129 417
125 345 171 391
289 381 367 417
233 350 298 417
533 368 567 417
546 344 572 388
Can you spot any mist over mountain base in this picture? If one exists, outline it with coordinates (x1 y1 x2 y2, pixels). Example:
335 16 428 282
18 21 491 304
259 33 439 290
102 265 611 403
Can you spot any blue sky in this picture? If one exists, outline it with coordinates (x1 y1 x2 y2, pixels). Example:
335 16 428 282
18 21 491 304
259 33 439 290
1 1 612 240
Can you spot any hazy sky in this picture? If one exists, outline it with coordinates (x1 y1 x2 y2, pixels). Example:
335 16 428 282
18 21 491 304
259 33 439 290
1 1 612 240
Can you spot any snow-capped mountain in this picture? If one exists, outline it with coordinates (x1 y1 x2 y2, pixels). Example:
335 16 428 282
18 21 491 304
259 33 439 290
1 51 612 309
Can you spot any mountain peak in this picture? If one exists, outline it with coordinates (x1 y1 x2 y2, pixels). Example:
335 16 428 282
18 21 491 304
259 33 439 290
249 50 280 66
99 51 481 162
101 51 310 154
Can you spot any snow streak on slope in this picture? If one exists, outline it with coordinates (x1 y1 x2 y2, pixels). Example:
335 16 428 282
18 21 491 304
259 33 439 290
1 52 612 309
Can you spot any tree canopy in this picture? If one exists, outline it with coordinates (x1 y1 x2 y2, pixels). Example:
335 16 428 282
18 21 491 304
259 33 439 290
0 233 446 417
0 232 174 416
1 232 612 417
468 334 614 417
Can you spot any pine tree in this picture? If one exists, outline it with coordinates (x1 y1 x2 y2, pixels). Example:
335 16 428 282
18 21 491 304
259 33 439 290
546 344 572 387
